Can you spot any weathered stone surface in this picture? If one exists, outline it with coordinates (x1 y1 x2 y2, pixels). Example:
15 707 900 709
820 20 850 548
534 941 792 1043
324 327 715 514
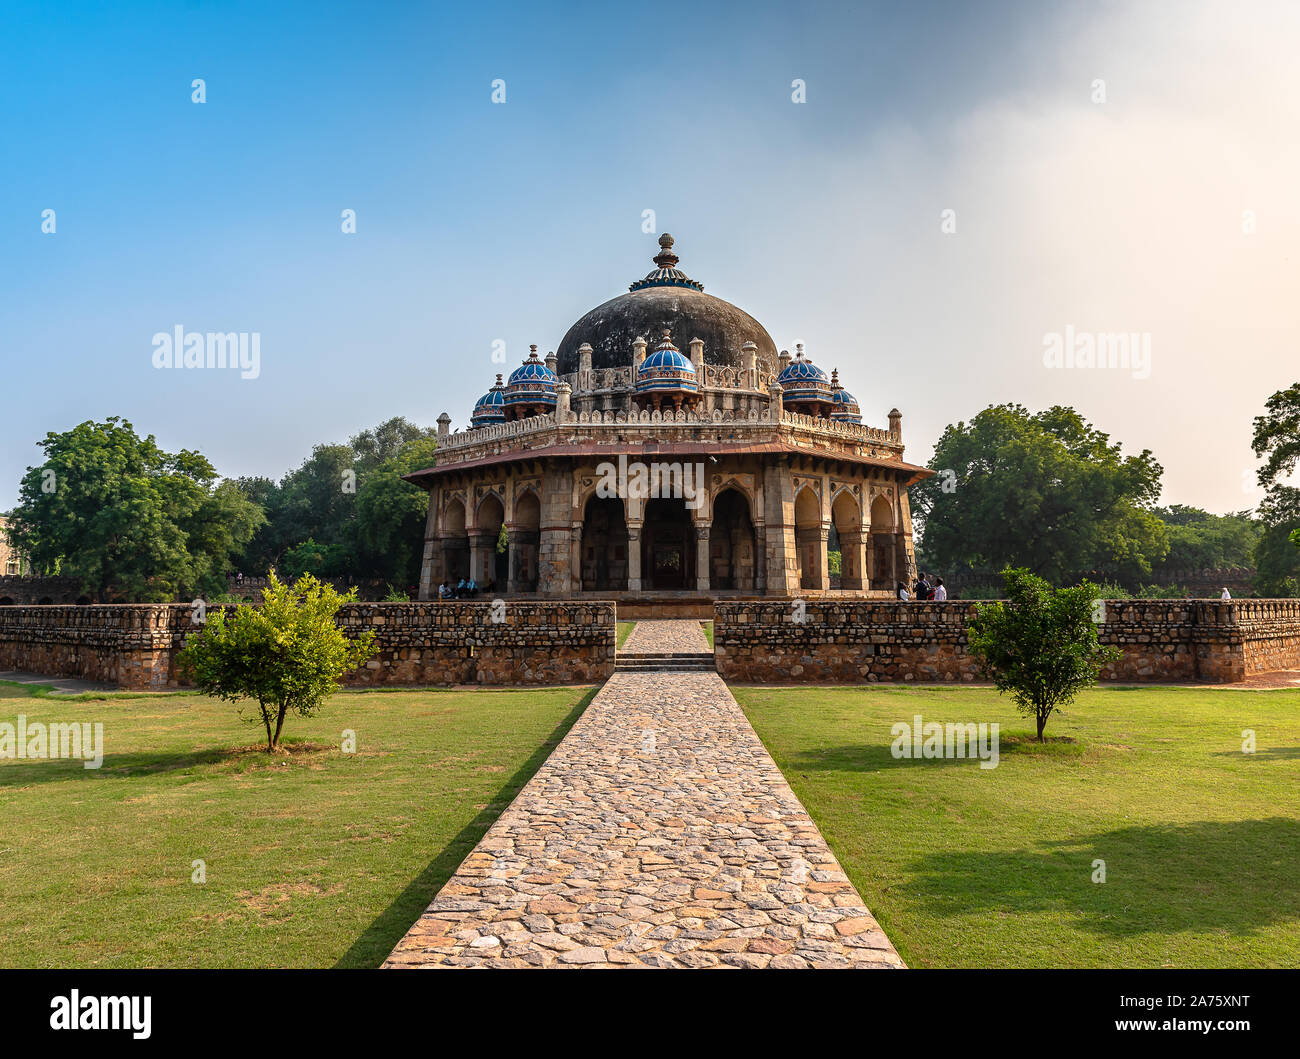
383 620 903 969
714 599 1300 684
0 601 616 690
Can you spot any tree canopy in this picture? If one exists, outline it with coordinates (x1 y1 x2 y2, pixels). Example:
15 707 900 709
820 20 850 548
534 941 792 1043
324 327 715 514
6 418 262 601
1250 382 1300 596
913 405 1167 586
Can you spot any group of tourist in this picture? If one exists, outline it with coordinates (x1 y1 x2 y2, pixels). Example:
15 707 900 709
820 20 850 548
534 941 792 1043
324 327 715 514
437 578 490 600
897 573 947 602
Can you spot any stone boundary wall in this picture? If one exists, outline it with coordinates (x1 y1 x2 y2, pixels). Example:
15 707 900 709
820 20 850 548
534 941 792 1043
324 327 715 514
714 599 1300 684
0 602 616 690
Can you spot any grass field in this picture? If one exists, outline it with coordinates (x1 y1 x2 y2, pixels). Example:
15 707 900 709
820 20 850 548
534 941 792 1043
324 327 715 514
0 680 593 968
616 621 636 649
734 684 1300 968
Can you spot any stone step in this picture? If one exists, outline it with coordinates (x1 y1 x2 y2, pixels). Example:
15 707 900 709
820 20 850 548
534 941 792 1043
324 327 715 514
615 660 716 672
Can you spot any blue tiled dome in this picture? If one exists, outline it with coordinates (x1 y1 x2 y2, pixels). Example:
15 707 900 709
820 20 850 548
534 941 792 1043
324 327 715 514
776 346 832 404
504 346 558 410
636 331 699 395
830 369 862 423
471 374 507 427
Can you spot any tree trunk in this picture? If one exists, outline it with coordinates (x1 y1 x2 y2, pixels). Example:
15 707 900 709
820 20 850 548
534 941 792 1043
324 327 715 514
1036 710 1047 742
272 701 289 751
260 702 274 752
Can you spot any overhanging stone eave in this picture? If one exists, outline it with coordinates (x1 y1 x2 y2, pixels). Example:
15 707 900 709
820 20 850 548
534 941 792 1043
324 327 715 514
403 440 933 486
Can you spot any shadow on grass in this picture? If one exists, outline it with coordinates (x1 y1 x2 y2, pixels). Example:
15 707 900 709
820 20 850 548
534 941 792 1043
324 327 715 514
1210 746 1300 761
334 685 599 968
904 817 1300 939
0 739 336 784
781 731 1081 773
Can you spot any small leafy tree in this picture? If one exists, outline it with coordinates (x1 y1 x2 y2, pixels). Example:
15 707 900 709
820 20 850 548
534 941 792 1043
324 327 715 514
178 572 376 752
966 567 1120 741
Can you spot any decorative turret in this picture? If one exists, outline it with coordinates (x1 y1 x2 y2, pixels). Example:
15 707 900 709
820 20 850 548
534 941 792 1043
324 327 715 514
889 407 903 439
775 343 833 416
829 368 862 424
635 329 699 411
471 374 507 427
503 345 558 419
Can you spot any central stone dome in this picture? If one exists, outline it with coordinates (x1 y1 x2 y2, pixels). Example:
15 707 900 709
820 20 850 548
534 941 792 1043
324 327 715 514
555 235 779 376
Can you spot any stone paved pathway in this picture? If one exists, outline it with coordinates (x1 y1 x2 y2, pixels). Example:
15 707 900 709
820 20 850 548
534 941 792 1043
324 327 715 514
384 620 902 968
622 618 711 654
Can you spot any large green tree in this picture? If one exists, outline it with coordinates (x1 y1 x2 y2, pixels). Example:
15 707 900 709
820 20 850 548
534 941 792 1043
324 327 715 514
1250 382 1300 595
913 405 1167 586
231 416 437 583
7 418 262 601
1149 505 1259 573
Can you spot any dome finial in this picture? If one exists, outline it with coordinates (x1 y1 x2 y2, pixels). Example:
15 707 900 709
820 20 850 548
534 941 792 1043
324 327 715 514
653 233 679 270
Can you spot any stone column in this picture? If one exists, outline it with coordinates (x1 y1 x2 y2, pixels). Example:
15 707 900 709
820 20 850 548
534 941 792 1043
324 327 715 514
537 461 576 597
626 522 642 592
469 533 495 585
889 533 899 586
417 492 441 600
694 521 711 592
505 524 519 594
754 521 767 594
840 530 867 591
762 460 799 596
570 521 583 592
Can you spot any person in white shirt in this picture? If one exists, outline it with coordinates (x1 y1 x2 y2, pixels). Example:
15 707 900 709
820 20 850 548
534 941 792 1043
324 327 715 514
897 582 910 601
1220 587 1231 600
933 577 947 601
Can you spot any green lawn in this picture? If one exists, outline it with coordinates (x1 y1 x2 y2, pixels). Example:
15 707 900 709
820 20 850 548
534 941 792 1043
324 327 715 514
701 620 714 648
734 684 1300 968
616 621 636 649
0 680 593 968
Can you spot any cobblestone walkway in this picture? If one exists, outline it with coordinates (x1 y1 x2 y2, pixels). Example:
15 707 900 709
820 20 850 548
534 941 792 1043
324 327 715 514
622 618 711 654
384 621 902 969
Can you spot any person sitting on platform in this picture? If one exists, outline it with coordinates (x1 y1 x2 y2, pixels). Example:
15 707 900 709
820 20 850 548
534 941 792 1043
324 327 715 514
466 577 478 597
438 581 452 601
455 578 468 598
897 582 910 601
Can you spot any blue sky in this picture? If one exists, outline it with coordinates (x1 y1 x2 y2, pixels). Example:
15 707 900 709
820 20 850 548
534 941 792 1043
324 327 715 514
2 0 1297 512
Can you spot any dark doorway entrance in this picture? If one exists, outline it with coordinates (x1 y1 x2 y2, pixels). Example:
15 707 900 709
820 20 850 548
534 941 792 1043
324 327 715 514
642 497 694 590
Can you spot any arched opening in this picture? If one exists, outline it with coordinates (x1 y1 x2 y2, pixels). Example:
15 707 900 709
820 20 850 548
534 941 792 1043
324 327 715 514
831 490 864 590
642 497 694 591
475 494 508 591
869 493 897 591
511 491 541 592
710 489 756 591
794 486 824 590
582 495 629 590
441 498 470 584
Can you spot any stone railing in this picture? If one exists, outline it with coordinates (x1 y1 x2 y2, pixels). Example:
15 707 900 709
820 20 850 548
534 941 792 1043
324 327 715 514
0 601 616 690
713 599 1300 684
780 411 896 446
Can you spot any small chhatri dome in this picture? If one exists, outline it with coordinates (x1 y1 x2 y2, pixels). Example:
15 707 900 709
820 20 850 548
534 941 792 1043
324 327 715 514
776 343 832 404
471 374 507 426
636 329 699 394
830 368 862 423
628 234 706 293
504 344 558 411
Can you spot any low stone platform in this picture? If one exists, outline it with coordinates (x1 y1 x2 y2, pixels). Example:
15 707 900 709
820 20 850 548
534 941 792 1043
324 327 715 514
384 620 901 969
